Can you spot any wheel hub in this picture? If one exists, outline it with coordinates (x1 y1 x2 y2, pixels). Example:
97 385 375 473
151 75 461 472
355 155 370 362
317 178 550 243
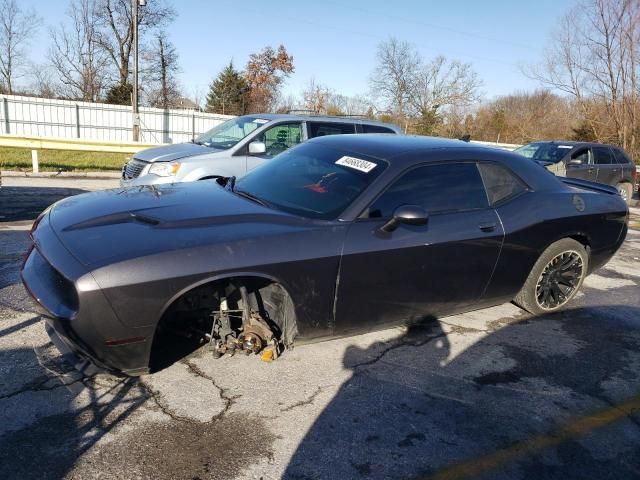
535 250 584 310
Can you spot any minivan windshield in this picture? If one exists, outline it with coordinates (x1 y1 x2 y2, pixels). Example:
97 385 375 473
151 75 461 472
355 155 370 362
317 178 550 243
234 143 387 220
194 116 270 150
514 142 574 163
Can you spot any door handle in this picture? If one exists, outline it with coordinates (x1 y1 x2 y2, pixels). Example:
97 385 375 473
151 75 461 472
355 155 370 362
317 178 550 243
588 168 595 173
479 222 497 232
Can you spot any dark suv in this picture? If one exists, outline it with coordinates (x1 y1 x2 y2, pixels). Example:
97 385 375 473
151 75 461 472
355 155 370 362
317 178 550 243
514 141 637 204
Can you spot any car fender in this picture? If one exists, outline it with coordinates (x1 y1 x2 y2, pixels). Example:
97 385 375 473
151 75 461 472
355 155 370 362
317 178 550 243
156 270 297 321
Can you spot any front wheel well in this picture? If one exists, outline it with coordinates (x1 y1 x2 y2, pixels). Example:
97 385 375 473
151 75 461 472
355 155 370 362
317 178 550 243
568 234 591 252
148 276 297 372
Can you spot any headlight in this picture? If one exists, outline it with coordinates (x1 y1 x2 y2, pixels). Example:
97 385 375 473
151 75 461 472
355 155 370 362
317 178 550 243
148 162 181 177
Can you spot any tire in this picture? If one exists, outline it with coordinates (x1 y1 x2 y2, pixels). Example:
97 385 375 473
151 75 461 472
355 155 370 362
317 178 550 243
616 182 633 205
513 238 588 315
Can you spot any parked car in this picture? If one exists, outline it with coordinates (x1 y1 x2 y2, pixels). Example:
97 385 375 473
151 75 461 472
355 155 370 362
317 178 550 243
120 114 401 187
24 135 628 375
514 141 637 204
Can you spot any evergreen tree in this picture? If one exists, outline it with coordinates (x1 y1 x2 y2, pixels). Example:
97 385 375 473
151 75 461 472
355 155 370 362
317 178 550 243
205 62 249 115
105 83 133 105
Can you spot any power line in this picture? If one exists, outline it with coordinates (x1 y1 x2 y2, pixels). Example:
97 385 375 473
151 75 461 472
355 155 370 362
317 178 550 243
216 0 522 69
322 1 538 51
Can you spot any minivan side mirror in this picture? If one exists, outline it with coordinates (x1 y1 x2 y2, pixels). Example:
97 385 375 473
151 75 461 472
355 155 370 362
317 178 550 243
380 205 429 233
248 141 266 155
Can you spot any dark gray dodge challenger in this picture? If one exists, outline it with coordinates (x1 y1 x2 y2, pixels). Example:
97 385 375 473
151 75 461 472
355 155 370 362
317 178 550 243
22 135 628 375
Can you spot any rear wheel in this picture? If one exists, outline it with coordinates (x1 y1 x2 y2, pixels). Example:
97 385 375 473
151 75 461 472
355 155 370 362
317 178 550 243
616 182 632 205
513 238 588 315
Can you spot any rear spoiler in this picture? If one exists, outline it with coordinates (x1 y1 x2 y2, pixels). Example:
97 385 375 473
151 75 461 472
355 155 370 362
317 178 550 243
560 177 619 195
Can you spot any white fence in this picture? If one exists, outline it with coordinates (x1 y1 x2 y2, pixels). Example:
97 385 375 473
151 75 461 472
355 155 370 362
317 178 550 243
0 94 233 145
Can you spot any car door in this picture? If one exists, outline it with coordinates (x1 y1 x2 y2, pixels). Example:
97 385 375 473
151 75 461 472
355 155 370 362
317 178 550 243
593 146 619 186
566 147 597 182
244 122 304 172
334 162 504 334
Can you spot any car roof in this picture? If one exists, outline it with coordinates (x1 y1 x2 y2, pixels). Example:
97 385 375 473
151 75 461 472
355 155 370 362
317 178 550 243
305 134 504 161
241 113 399 129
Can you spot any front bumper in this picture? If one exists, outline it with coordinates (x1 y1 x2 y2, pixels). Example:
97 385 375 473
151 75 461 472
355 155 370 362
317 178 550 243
45 319 111 377
22 214 153 376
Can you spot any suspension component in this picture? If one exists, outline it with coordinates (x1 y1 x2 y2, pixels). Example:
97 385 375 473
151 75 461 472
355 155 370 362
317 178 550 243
209 286 282 360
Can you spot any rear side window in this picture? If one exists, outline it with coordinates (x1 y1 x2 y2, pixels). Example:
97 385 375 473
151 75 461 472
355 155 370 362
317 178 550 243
361 124 396 134
612 147 632 164
478 163 527 205
365 163 488 218
307 122 356 138
593 146 614 164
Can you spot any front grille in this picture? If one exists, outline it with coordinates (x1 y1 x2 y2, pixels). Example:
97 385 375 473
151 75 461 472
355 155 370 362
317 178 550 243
123 159 148 179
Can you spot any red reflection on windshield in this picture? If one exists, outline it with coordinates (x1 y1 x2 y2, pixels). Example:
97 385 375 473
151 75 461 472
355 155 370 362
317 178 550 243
303 183 328 193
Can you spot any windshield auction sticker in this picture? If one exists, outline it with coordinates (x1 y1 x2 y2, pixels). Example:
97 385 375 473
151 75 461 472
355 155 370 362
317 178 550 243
335 156 377 173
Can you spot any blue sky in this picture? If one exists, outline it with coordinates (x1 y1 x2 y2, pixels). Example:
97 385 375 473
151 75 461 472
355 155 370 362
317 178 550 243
25 0 574 101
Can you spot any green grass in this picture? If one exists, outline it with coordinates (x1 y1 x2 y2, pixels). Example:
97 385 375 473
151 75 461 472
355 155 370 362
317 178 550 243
0 146 129 172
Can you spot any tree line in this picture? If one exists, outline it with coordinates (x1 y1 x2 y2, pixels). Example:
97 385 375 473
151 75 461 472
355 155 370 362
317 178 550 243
1 0 638 160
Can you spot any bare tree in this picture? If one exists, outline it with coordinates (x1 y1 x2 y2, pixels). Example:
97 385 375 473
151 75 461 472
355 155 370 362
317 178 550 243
143 31 181 108
49 0 109 101
409 56 481 116
97 0 176 88
28 64 59 99
0 0 41 94
369 38 420 119
528 0 640 156
302 78 332 113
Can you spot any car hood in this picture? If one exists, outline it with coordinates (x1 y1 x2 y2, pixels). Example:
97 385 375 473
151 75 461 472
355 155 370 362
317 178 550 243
47 181 308 268
133 142 224 163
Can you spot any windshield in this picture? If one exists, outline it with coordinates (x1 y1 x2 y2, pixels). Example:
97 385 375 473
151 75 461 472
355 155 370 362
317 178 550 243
234 143 387 220
514 142 574 163
194 116 270 150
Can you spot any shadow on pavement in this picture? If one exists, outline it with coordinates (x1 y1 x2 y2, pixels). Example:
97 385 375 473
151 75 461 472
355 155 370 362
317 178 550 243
0 345 147 480
284 306 640 480
0 186 87 222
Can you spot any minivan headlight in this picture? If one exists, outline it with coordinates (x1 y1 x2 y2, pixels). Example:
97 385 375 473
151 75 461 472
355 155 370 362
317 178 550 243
148 162 181 177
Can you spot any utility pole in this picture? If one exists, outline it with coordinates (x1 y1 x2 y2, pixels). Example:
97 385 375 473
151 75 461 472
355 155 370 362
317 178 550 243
132 0 144 141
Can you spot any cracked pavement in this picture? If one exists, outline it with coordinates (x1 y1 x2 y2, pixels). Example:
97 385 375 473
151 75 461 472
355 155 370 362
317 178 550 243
1 177 640 479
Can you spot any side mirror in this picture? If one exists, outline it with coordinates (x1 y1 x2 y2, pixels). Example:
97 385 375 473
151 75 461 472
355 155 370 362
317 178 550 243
380 205 429 233
248 141 266 155
568 158 583 166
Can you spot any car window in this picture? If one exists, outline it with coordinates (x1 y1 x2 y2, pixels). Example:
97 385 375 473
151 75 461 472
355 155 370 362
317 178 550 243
235 143 387 220
612 147 631 164
478 163 527 205
307 122 356 138
571 148 592 165
194 116 269 150
514 143 573 163
361 124 396 134
258 123 303 157
593 146 614 165
364 163 489 218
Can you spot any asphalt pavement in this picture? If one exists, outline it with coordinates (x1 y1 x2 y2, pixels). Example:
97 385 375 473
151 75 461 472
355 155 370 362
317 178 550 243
1 177 640 479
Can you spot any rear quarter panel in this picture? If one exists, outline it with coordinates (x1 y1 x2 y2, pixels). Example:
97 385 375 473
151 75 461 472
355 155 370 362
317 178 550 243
482 188 627 304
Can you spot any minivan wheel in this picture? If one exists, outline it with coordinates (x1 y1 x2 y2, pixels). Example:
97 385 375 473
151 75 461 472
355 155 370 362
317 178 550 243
617 182 632 205
513 238 588 315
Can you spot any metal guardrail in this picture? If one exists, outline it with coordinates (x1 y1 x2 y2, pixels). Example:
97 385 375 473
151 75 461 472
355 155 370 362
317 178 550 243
0 134 158 153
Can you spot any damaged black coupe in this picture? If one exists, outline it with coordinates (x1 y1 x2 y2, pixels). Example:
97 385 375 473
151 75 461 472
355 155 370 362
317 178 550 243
22 135 628 375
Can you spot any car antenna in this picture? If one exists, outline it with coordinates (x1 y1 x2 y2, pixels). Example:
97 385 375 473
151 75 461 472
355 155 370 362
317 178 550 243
459 135 471 143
